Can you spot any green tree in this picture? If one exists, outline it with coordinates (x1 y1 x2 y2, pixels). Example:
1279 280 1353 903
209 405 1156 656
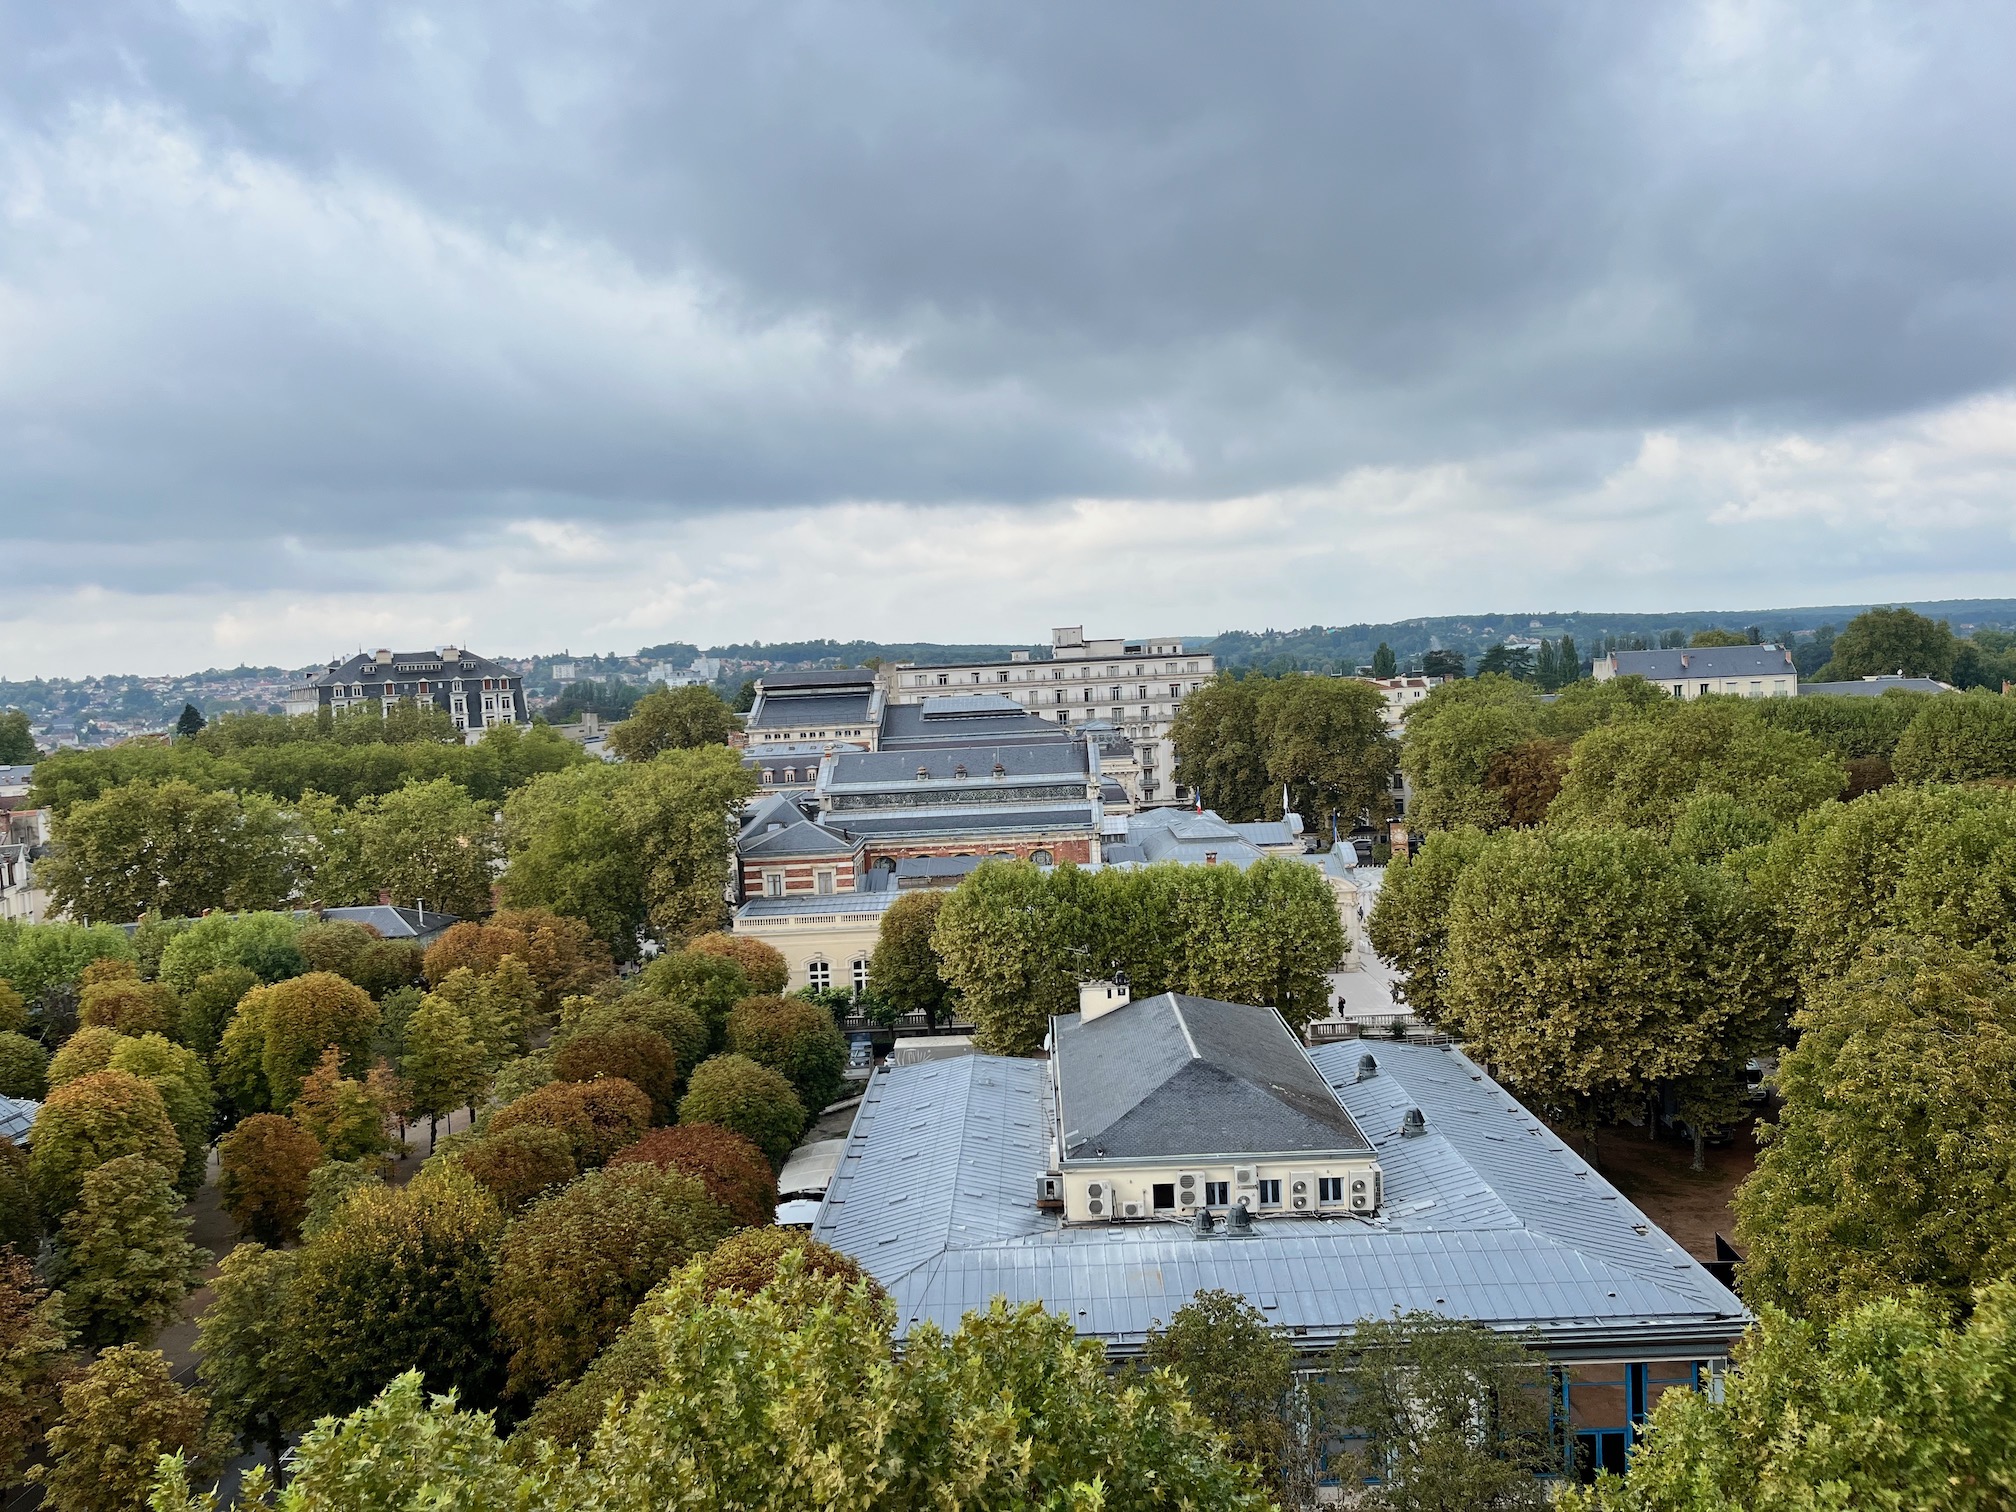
489 1163 737 1398
426 908 615 1009
1336 1311 1559 1512
932 861 1078 1054
1563 1284 2016 1512
487 1078 653 1171
677 1055 805 1169
1689 629 1751 647
1814 605 1958 682
634 949 751 1047
1734 940 2016 1323
0 981 21 1036
158 1257 1267 1512
607 1124 778 1230
1477 645 1535 680
76 976 179 1038
1170 675 1275 820
158 911 305 992
39 779 293 923
607 685 742 761
1255 676 1398 836
0 710 36 764
1371 642 1398 678
1891 693 2016 784
173 703 207 740
0 1251 71 1490
105 1033 213 1194
1365 827 1490 1023
0 1143 36 1259
218 1114 325 1246
1550 698 1844 837
868 890 955 1030
39 1345 225 1512
614 747 760 944
28 1069 183 1220
1398 676 1549 831
175 964 257 1067
291 1046 393 1162
398 993 490 1151
1752 783 2016 997
1441 828 1786 1140
44 1155 207 1349
499 762 648 959
44 1027 121 1088
685 932 790 996
221 970 381 1115
0 1032 47 1101
725 995 846 1117
289 1165 507 1418
196 1244 309 1477
351 777 500 920
1146 1290 1297 1484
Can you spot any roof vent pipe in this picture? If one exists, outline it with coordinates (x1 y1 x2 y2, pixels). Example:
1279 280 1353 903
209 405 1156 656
1357 1054 1379 1082
1400 1108 1427 1138
1192 1207 1217 1238
1224 1203 1254 1237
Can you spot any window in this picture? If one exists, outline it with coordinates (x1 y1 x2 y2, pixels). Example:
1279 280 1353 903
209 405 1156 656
1204 850 1218 865
997 672 1009 682
1151 1182 1176 1210
1170 683 1181 697
816 870 835 895
852 956 870 992
1257 1179 1281 1206
1204 1180 1229 1206
1083 689 1093 702
937 674 949 685
1029 849 1053 866
764 872 786 897
1319 1176 1344 1203
762 770 775 784
807 958 831 991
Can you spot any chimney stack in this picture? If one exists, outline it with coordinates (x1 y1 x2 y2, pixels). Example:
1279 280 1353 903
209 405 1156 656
1078 975 1132 1022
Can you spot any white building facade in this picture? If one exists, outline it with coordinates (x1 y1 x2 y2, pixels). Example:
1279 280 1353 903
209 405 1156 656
884 627 1214 806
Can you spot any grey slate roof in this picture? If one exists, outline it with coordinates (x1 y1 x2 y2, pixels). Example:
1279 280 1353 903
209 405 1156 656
814 1043 1747 1359
1119 808 1272 869
828 743 1088 784
1055 993 1373 1160
826 807 1098 839
305 648 514 687
747 694 876 730
0 766 33 787
319 904 458 940
1604 646 1795 681
757 670 880 691
878 703 1075 750
1798 676 1952 697
740 818 861 859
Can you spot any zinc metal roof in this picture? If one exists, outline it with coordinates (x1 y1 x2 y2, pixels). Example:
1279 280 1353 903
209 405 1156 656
828 744 1089 785
757 671 880 691
735 891 902 921
740 818 860 859
747 694 876 730
1798 676 1952 697
0 1095 38 1145
813 1042 1746 1358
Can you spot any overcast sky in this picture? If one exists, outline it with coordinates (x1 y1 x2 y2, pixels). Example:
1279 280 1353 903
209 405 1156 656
3 1 2012 675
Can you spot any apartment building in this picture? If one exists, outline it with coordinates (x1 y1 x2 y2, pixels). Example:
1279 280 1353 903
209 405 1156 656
284 647 529 734
884 627 1213 805
1590 645 1797 698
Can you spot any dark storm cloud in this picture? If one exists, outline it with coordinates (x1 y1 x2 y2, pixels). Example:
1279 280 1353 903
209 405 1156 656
0 0 2011 591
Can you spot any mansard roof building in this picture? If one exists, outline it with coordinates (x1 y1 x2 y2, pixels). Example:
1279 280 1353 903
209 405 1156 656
284 647 526 735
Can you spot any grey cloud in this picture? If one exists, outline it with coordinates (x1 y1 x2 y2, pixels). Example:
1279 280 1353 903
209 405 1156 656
0 0 2012 596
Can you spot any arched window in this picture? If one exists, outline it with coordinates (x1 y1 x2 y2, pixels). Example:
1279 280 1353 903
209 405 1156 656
1030 849 1053 867
876 857 897 874
807 958 831 992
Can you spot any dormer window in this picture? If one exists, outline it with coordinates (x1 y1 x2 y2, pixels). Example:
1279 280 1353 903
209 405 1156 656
953 764 968 779
917 766 931 780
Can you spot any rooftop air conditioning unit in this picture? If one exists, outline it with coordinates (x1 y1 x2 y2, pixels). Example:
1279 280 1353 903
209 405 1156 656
1084 1180 1107 1218
1351 1177 1372 1212
1175 1171 1202 1207
1121 1201 1143 1219
1291 1173 1314 1211
1234 1165 1258 1189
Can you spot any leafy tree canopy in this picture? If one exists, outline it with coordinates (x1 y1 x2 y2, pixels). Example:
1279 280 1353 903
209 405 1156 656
1813 605 1958 683
606 685 742 762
